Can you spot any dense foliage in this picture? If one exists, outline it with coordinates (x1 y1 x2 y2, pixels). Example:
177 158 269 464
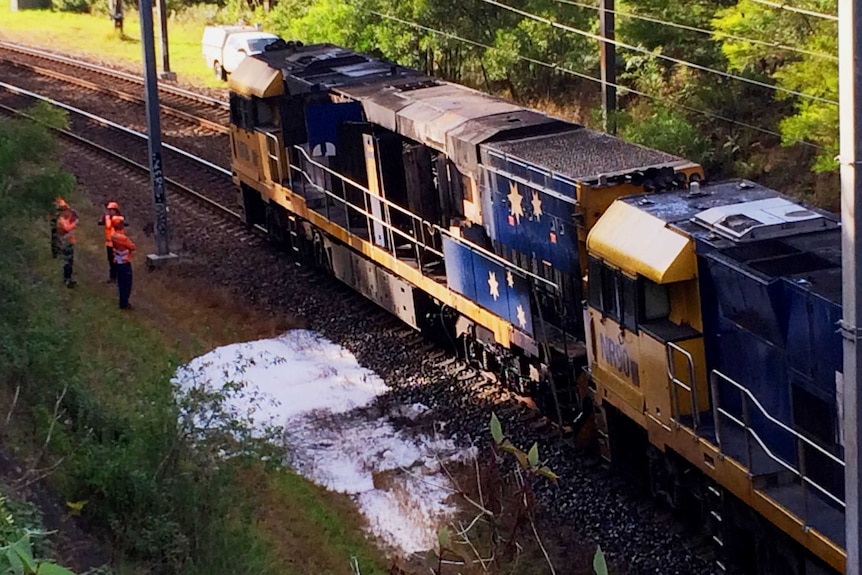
0 106 282 574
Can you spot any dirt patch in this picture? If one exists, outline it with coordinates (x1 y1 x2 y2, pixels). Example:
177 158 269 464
0 446 111 573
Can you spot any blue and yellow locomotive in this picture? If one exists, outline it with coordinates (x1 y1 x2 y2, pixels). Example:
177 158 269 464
227 40 845 573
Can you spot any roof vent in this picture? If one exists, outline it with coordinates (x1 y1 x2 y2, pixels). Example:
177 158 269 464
693 197 837 242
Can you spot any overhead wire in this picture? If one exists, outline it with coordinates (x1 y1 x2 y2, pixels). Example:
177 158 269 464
748 0 838 22
360 7 825 150
478 0 839 105
551 0 837 61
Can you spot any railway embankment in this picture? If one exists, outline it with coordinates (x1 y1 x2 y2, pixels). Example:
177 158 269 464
0 105 392 575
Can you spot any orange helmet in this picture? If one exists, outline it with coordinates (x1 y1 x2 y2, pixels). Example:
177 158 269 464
107 201 120 210
56 198 69 210
111 215 125 228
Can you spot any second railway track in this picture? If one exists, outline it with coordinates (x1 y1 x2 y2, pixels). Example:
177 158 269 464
0 42 231 169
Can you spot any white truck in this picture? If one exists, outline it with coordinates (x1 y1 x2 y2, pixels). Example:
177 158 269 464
202 25 280 81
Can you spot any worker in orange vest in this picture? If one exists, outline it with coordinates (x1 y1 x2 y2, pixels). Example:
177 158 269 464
110 216 136 309
56 202 79 287
97 200 121 282
50 197 68 258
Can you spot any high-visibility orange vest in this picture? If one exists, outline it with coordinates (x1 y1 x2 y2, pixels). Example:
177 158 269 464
111 231 136 263
57 214 77 245
101 214 114 246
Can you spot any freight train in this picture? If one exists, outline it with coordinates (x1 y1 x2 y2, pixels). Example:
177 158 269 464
227 40 844 574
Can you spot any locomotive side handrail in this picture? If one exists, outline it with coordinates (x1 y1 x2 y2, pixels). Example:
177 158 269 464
710 370 845 510
289 145 559 289
666 342 700 431
264 131 283 184
288 157 443 257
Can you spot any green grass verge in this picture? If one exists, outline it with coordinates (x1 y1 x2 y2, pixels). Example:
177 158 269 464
0 5 223 87
0 106 390 575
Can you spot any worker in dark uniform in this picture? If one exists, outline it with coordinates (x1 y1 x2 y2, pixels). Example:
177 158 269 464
111 216 136 309
50 197 67 259
97 200 121 282
57 202 79 287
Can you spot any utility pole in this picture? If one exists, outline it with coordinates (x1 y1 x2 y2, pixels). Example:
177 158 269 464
599 0 616 134
841 1 862 573
111 0 123 34
155 0 176 81
139 0 177 266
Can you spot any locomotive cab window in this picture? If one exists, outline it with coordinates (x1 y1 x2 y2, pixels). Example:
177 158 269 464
254 98 275 128
587 257 637 332
641 279 670 322
230 93 255 131
230 93 274 130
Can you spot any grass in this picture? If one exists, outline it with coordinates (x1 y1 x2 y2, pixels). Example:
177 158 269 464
0 108 391 575
0 5 224 87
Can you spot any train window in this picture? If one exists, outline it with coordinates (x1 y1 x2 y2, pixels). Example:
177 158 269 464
601 267 619 320
621 275 637 332
254 98 274 127
230 93 255 131
641 279 671 322
588 258 603 309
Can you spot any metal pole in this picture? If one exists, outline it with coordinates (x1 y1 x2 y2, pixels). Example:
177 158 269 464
599 0 616 134
841 0 862 572
138 0 176 265
155 0 176 81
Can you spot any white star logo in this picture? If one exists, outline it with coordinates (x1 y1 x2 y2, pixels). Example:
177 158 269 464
488 272 500 301
516 304 527 329
531 191 543 221
506 270 515 288
507 182 524 224
488 271 500 301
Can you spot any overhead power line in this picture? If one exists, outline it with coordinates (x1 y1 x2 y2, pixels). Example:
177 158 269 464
479 0 839 105
552 0 837 61
748 0 838 22
359 7 825 150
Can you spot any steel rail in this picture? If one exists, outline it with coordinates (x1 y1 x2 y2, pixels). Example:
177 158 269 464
0 82 257 232
0 81 231 175
0 58 229 134
0 40 228 108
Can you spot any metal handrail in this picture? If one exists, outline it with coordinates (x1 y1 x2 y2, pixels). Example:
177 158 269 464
264 131 283 183
288 161 445 258
717 405 845 509
713 370 844 467
666 342 700 430
711 370 845 510
289 145 558 289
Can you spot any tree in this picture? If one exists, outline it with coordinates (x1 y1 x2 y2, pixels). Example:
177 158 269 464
713 0 838 171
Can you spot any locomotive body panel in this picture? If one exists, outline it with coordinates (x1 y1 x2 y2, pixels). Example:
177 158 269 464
587 180 847 572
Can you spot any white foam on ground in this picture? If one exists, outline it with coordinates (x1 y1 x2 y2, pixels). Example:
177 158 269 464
174 329 466 555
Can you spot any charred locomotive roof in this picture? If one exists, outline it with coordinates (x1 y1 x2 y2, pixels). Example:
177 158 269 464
249 42 697 182
621 180 842 303
483 130 690 184
255 43 429 94
251 43 574 176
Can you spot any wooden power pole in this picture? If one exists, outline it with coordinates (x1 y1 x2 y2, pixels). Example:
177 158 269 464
599 0 616 134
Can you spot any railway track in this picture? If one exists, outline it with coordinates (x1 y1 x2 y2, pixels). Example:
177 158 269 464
0 42 230 170
0 62 725 574
0 41 228 131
